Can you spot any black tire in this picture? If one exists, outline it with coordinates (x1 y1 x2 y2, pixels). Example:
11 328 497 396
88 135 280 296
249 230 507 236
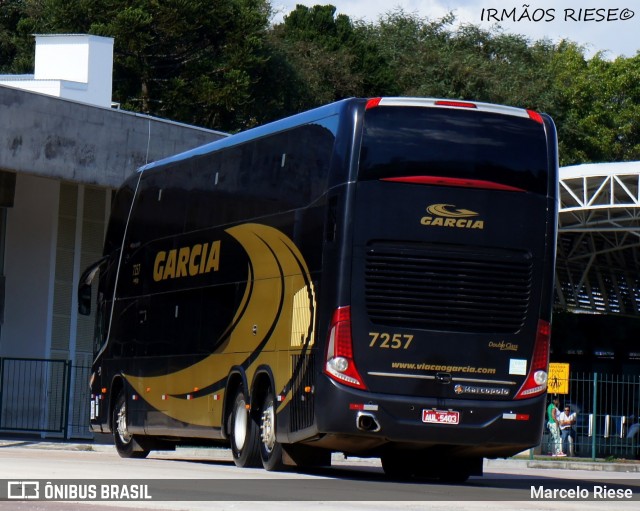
259 390 285 471
229 387 261 468
112 391 149 459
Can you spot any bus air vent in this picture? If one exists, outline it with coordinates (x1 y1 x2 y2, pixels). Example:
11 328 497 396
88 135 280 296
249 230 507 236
364 243 533 334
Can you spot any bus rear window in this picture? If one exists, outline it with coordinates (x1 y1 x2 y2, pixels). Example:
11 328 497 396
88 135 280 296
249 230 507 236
359 106 549 194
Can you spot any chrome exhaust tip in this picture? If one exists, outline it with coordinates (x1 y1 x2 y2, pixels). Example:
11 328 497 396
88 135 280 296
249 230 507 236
356 412 381 432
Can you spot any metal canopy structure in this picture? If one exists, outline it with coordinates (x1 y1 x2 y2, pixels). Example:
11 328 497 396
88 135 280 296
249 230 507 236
556 162 640 315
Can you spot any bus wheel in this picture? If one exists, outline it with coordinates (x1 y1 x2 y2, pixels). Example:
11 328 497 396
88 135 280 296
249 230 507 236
112 391 149 459
229 387 260 468
259 390 284 471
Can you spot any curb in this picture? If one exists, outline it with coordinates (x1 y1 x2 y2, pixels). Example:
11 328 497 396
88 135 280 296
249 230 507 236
2 439 639 472
486 457 640 473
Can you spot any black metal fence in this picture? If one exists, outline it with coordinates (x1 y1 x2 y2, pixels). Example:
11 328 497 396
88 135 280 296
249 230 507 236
1 357 639 458
0 357 92 439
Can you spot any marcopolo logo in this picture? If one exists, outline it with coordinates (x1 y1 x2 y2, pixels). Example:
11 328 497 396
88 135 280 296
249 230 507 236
454 384 510 396
420 204 484 229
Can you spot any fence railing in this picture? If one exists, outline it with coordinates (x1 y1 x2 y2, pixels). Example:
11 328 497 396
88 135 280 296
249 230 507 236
0 357 92 439
542 372 640 459
1 357 639 458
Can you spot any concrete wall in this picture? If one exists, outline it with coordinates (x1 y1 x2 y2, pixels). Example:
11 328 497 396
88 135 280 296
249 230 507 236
1 174 58 358
0 85 226 188
0 84 225 357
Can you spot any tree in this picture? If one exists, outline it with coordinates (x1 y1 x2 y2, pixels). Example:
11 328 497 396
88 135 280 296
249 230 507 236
268 4 366 111
17 0 273 132
0 0 32 73
549 43 640 165
3 2 638 161
362 11 557 108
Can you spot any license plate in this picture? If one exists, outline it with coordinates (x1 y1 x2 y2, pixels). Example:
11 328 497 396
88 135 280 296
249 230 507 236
422 409 460 425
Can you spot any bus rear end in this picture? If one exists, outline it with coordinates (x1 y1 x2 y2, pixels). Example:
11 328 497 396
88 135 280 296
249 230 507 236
316 98 558 479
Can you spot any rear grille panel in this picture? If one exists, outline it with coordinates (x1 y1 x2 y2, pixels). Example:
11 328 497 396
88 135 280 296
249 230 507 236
289 354 315 432
364 243 533 333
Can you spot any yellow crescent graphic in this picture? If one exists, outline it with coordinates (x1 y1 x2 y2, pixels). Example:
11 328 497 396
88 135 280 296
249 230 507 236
122 223 315 426
426 204 478 218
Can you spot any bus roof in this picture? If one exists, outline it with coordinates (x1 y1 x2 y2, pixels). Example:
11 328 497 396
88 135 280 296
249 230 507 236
138 98 352 174
138 97 543 174
375 97 537 120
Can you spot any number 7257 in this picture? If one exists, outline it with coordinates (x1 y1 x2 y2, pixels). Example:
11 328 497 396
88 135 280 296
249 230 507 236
368 332 414 350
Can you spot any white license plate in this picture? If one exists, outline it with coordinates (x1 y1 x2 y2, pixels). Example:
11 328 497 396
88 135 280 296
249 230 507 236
422 409 460 425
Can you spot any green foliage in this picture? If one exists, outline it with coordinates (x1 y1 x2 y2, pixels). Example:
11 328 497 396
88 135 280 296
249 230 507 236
267 4 367 113
92 0 273 131
549 49 640 165
13 0 272 131
1 2 639 162
0 0 33 73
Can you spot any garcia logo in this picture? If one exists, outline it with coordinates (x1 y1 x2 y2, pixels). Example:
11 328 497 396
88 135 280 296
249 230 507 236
153 241 220 282
420 204 484 229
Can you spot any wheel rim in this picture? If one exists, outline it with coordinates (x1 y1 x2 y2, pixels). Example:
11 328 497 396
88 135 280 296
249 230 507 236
233 399 248 451
116 400 131 445
261 400 276 454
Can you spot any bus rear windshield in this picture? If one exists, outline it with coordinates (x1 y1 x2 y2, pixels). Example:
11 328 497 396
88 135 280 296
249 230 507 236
359 106 549 194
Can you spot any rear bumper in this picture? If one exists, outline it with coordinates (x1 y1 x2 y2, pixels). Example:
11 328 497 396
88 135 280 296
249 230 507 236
313 378 546 457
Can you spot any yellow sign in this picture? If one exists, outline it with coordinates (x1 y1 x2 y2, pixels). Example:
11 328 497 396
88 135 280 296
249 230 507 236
548 363 570 394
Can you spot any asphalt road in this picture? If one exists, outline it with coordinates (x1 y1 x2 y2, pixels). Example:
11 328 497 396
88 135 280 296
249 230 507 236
0 441 638 510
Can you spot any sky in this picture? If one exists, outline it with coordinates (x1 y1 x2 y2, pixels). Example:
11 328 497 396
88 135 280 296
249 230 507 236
272 0 640 59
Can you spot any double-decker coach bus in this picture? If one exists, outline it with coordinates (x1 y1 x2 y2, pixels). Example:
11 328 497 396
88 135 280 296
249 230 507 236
80 97 558 481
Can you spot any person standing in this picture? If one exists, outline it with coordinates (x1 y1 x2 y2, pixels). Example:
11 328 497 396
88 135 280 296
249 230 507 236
558 405 577 456
547 397 565 456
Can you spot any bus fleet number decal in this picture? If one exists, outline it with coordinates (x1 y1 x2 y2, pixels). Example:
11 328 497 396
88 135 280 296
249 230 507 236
368 332 414 350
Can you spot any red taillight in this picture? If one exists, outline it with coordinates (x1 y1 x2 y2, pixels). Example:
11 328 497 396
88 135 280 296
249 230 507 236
434 100 477 109
527 110 544 124
381 175 525 192
324 306 367 390
365 97 382 110
514 320 551 399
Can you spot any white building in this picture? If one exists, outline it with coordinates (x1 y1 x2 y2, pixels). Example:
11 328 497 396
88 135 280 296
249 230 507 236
0 34 114 107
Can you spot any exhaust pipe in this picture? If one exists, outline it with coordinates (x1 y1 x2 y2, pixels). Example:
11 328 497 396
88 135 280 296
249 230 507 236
356 412 381 432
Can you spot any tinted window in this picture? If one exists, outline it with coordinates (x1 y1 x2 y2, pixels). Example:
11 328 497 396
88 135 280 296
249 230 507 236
183 118 337 232
129 165 189 244
359 106 549 194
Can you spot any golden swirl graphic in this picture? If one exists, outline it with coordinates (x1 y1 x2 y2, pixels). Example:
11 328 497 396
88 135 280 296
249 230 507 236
426 204 479 218
123 223 315 427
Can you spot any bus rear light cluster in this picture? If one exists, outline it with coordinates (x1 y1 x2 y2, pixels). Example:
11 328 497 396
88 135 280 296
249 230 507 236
514 320 551 399
434 100 477 109
381 175 525 192
527 110 544 124
324 306 367 390
365 97 382 110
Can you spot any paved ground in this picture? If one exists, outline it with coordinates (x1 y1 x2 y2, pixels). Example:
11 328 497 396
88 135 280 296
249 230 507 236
0 438 638 510
1 436 639 473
